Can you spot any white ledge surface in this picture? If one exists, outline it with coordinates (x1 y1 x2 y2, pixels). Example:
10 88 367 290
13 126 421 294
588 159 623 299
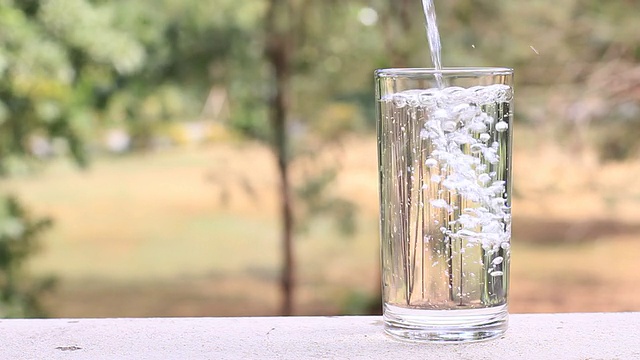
1 313 639 359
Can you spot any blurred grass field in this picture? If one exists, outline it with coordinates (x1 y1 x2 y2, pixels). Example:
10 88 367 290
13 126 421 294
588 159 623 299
2 127 640 317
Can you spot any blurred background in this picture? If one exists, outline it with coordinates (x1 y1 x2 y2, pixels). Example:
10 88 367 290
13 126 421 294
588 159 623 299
0 0 639 318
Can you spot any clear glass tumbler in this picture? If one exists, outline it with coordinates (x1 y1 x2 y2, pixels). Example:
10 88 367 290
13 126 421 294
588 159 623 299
376 68 514 342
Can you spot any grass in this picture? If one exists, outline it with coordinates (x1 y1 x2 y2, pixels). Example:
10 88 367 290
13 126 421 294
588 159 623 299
2 128 640 317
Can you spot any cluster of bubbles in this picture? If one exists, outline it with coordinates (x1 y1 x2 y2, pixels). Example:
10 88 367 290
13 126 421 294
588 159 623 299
386 84 512 109
389 84 513 263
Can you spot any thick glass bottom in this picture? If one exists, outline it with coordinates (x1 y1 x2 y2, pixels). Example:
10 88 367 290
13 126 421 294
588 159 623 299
383 303 508 343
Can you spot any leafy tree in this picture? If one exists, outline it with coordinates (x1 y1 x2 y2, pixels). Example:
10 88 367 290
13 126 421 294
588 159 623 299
260 0 401 315
0 0 145 317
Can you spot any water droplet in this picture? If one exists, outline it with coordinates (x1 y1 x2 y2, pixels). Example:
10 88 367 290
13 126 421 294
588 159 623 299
479 133 491 142
492 256 504 265
490 271 504 277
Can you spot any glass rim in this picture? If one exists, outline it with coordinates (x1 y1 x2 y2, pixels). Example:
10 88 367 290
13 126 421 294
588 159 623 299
375 67 513 77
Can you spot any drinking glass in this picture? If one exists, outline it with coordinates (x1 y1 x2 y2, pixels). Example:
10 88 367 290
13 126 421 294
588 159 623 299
376 68 514 342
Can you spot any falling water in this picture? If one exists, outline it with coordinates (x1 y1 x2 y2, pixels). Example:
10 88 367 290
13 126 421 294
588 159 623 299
421 0 443 87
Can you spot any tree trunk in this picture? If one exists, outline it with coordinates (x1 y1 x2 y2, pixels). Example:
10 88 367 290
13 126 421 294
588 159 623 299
265 0 295 316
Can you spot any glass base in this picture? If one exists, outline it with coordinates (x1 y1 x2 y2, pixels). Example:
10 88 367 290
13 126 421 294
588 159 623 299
383 304 508 343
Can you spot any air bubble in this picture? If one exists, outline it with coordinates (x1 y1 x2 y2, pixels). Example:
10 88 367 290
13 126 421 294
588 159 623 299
495 121 509 132
431 199 449 208
452 103 470 114
442 178 456 190
470 143 484 154
483 148 499 164
442 121 457 132
432 109 449 120
504 88 513 101
478 173 491 184
425 158 438 167
469 121 487 133
419 89 438 107
492 256 504 265
392 94 407 108
481 113 494 125
385 85 512 251
490 271 504 277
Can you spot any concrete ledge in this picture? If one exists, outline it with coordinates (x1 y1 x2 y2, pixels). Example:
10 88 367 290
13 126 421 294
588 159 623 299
1 313 639 359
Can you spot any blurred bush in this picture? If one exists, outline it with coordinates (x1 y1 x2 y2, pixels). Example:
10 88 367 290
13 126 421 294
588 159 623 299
0 196 54 318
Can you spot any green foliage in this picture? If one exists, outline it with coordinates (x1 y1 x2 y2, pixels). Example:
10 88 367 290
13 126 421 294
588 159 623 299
0 196 54 318
0 0 146 317
39 0 145 75
341 290 380 315
593 117 640 162
0 0 147 171
295 165 357 237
